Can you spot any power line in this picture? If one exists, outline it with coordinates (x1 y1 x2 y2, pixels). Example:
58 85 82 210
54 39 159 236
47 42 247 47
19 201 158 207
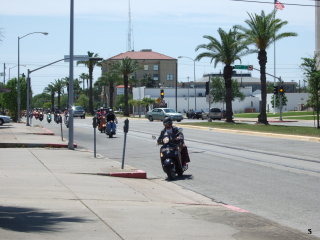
230 0 320 7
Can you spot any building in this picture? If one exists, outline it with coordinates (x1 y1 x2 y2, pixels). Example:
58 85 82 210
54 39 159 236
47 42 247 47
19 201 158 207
102 49 177 88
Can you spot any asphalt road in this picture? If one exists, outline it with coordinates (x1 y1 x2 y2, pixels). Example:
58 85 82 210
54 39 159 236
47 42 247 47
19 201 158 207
33 116 320 237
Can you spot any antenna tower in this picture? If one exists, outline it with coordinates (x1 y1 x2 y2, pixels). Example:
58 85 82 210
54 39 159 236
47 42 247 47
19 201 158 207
127 0 134 51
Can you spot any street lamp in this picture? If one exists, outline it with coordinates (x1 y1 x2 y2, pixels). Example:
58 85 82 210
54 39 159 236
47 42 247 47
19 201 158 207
18 31 48 122
178 56 197 111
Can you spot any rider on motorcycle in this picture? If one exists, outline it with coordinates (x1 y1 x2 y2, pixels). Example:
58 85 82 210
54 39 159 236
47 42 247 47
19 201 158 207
106 108 117 123
157 117 190 170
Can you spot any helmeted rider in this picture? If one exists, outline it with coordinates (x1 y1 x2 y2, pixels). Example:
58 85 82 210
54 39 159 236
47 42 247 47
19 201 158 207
106 108 118 131
157 117 190 170
106 108 117 123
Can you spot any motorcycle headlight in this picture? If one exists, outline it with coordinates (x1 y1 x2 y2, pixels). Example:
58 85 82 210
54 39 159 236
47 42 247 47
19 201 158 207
163 137 169 144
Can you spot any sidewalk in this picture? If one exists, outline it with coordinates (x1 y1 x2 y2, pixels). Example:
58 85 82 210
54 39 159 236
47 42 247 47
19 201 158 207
0 123 318 239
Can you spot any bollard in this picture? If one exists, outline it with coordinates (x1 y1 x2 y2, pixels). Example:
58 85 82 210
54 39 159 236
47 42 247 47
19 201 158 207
121 119 129 169
93 116 97 158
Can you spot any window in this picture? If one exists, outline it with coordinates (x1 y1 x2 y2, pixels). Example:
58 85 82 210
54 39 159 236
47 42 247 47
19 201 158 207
166 74 174 81
153 74 159 81
144 65 149 71
153 65 159 71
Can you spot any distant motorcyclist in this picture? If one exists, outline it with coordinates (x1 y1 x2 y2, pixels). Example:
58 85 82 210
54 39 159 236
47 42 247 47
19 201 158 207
157 117 190 170
106 108 117 123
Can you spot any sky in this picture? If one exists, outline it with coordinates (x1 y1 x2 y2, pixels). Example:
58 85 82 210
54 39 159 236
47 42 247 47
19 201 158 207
0 0 316 95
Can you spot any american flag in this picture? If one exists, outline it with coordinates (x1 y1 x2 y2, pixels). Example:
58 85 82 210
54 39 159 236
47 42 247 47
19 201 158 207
274 0 285 10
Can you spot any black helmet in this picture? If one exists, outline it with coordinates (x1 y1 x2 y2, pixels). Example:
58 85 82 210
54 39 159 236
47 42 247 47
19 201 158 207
163 117 172 126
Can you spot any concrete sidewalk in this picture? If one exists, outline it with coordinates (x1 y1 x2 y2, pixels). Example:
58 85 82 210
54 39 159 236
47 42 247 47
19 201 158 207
0 123 318 239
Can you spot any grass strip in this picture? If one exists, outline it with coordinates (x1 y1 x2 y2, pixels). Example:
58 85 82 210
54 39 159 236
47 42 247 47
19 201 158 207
180 122 320 138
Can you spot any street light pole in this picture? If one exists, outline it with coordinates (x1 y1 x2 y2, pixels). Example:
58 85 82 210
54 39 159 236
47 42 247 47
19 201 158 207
17 32 48 122
178 56 196 110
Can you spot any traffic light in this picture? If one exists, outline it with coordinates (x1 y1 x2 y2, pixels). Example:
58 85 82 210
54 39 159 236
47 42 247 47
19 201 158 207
273 86 278 95
160 89 164 98
279 86 285 95
205 81 209 95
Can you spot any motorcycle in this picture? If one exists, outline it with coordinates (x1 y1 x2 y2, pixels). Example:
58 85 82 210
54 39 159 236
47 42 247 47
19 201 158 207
34 110 39 120
98 115 106 133
154 128 185 180
39 111 44 121
47 113 52 123
106 120 116 138
54 112 62 124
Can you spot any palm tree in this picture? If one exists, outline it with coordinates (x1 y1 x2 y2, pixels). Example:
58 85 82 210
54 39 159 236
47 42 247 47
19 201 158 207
235 10 297 124
79 73 89 93
52 79 64 110
195 28 250 122
113 57 139 116
44 83 55 111
77 51 102 114
97 71 122 109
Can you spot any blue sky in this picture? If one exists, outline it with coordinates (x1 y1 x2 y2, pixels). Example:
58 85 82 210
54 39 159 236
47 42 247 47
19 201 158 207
0 0 315 95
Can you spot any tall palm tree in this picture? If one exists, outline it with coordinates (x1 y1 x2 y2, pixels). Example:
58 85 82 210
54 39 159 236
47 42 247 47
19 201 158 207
235 10 297 124
97 71 122 109
195 28 250 122
79 73 89 93
44 83 55 111
77 51 102 114
53 79 64 110
113 57 139 116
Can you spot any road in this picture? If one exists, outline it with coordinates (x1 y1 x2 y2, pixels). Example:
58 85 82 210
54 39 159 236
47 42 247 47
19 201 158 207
32 116 320 237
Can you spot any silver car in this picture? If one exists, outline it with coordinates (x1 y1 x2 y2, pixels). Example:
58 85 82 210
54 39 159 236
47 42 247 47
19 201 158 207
146 108 183 122
72 106 86 119
0 114 12 125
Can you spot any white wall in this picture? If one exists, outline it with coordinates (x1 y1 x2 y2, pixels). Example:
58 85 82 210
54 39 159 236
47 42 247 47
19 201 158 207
133 87 310 114
266 93 310 112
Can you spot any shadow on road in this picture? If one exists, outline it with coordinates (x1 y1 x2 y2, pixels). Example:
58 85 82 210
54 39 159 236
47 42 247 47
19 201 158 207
0 206 89 232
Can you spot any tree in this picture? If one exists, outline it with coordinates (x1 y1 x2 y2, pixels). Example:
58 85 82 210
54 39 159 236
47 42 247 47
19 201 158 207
236 10 297 124
77 51 102 114
195 27 250 122
75 94 89 110
209 77 245 104
53 79 64 110
44 83 55 111
32 93 51 109
113 57 139 116
142 97 155 112
79 73 89 92
300 55 320 128
96 70 122 109
2 77 27 121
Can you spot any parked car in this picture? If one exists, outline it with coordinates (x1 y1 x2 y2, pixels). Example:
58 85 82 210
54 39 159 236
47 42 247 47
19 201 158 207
208 108 223 121
186 110 203 119
146 108 183 122
0 114 12 125
73 106 86 119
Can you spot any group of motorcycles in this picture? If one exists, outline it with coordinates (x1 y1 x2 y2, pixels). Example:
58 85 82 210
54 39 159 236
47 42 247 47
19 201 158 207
30 109 65 126
31 107 186 180
96 108 117 138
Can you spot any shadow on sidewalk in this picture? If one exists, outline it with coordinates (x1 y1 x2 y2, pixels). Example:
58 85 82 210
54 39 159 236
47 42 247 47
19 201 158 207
0 206 90 232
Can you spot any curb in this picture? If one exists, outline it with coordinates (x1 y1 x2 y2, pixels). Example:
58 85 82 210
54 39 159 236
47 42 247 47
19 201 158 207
98 170 147 179
0 143 77 148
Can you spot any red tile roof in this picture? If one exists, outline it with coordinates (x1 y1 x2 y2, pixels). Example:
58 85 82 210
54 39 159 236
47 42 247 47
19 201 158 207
109 50 176 60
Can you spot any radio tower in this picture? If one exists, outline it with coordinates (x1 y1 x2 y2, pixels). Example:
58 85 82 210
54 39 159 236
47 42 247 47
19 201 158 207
127 0 134 51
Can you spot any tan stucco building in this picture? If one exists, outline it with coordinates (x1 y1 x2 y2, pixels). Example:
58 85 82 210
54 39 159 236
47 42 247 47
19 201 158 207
102 49 177 88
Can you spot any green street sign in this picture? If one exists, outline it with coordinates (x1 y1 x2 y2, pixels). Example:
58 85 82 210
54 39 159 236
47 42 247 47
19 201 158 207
233 65 253 70
234 65 248 69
